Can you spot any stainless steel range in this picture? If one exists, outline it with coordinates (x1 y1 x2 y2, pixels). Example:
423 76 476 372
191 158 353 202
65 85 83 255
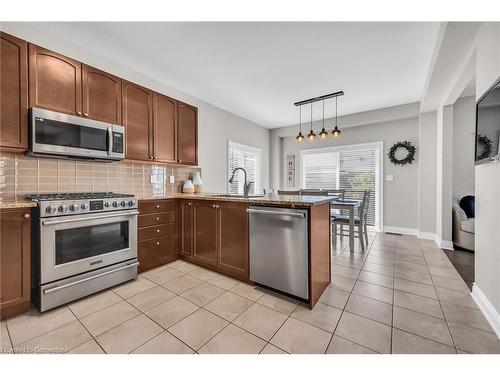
27 192 139 312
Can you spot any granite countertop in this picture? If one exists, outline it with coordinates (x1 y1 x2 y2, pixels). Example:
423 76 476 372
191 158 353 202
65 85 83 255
0 200 38 209
138 193 336 206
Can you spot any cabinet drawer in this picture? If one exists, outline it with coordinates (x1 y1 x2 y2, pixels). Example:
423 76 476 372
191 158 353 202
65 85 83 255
138 223 176 241
139 200 176 214
138 234 177 273
139 211 176 227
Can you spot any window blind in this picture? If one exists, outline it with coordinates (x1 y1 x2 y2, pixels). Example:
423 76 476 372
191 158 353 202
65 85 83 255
302 146 379 226
227 142 261 195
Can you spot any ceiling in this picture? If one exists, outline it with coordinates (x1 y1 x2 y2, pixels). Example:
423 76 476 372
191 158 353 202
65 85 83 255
8 22 440 128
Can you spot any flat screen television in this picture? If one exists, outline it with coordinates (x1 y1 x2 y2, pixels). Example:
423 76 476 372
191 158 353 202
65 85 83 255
475 77 500 165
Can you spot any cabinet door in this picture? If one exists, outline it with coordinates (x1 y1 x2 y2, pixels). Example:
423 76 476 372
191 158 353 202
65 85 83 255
0 33 28 152
193 201 218 266
177 102 198 165
0 208 31 320
218 202 249 278
138 235 177 273
179 201 193 257
28 44 82 116
122 80 153 161
82 64 121 124
153 93 177 163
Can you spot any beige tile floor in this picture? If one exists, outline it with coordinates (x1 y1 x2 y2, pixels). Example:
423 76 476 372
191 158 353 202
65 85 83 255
1 232 500 354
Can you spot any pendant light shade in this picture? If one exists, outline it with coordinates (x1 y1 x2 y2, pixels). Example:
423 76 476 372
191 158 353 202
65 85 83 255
307 102 316 141
319 100 328 139
296 105 305 142
331 96 342 139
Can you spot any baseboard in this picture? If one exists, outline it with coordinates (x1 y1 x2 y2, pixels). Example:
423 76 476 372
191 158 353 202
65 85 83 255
417 231 439 242
439 239 454 250
383 226 418 236
471 283 500 339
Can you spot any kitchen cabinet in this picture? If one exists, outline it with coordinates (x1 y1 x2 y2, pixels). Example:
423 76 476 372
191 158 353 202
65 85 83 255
179 200 194 257
82 64 122 124
137 200 178 273
0 32 28 152
153 93 177 163
179 200 249 280
0 208 31 320
218 202 249 278
28 44 82 116
192 201 218 267
177 102 198 165
122 80 153 161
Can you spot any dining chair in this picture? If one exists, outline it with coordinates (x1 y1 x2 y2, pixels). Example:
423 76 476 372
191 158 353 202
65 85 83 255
332 190 370 250
325 189 345 200
277 190 301 195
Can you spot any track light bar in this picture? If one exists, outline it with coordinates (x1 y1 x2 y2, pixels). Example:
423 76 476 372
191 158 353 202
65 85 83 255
294 91 344 107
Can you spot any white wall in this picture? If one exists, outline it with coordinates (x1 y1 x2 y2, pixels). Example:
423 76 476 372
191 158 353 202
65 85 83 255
473 22 500 333
417 111 437 236
452 96 476 199
0 24 270 194
277 113 420 231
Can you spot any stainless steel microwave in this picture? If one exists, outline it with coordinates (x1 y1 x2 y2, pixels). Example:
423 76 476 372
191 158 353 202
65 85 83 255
28 107 125 161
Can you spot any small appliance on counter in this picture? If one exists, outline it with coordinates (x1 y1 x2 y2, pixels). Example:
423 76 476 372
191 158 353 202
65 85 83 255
27 192 138 312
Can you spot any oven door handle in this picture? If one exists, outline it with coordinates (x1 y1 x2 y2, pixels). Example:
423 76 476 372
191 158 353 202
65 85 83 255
42 211 139 226
43 262 140 295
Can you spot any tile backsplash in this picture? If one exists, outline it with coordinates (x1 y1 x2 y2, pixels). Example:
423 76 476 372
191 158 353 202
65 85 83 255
0 153 201 202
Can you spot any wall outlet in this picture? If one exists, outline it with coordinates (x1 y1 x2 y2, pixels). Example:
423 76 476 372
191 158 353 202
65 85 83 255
169 175 175 184
385 174 394 181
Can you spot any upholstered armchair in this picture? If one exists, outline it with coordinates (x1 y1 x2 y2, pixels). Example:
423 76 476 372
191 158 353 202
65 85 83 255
452 199 475 251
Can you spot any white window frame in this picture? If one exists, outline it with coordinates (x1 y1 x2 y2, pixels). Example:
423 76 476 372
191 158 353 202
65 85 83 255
299 141 384 231
227 141 262 194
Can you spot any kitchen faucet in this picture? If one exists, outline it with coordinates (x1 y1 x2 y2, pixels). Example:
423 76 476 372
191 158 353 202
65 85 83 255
228 167 254 197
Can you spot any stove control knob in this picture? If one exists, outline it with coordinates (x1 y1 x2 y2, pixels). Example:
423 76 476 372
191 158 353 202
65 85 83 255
104 202 111 208
45 206 57 214
120 201 126 207
69 204 80 212
80 203 89 210
58 205 69 212
127 200 135 207
112 201 119 208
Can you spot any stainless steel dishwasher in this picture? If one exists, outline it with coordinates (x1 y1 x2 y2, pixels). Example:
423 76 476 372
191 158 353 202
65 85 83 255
247 206 309 300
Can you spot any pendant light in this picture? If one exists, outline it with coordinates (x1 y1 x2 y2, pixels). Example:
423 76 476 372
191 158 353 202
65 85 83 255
296 105 305 142
319 99 328 139
332 95 342 138
307 102 316 141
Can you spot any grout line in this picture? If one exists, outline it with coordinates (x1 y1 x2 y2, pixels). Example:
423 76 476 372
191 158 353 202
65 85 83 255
66 305 107 354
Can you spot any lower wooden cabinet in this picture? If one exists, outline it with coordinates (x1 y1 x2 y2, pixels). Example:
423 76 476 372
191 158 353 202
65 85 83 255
0 208 31 320
181 200 249 281
137 200 178 273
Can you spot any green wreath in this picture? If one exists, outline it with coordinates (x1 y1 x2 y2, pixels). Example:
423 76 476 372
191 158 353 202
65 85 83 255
477 134 493 160
388 141 416 166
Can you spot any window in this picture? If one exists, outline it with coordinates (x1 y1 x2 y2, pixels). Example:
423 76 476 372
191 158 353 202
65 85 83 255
301 142 383 228
227 141 262 195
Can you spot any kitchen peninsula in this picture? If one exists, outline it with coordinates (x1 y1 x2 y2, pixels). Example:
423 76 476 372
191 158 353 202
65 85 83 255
137 193 334 309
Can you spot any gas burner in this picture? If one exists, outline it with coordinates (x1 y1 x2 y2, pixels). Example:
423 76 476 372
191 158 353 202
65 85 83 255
26 192 134 201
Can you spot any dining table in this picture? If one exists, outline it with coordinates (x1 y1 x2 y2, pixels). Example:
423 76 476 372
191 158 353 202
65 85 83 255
330 199 362 252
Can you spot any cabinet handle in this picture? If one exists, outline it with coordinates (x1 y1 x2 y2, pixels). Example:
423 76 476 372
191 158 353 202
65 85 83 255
178 159 182 163
156 229 160 233
156 242 160 246
77 111 82 116
188 202 191 206
156 204 160 208
216 205 220 208
24 213 30 219
212 204 216 208
156 217 160 221
83 113 89 117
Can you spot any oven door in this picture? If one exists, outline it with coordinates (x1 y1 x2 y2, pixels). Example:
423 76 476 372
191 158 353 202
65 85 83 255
40 210 138 284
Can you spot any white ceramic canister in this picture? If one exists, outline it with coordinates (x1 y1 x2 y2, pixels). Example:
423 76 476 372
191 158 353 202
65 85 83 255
183 180 195 194
192 172 203 193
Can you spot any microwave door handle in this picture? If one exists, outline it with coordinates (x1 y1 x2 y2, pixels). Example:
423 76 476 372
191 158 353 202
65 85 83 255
107 127 113 156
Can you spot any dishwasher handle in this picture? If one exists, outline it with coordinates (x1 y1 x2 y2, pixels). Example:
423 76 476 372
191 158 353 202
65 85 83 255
246 208 306 218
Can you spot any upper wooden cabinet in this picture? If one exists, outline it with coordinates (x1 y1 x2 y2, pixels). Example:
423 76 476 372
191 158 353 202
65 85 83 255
177 102 198 165
1 208 31 320
28 44 82 116
122 80 153 161
0 33 28 152
153 93 177 163
82 65 122 124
